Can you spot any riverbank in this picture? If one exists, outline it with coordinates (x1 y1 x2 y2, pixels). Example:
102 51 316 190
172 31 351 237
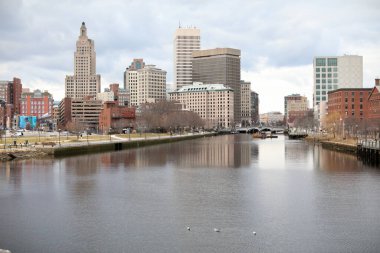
305 135 357 154
0 132 217 161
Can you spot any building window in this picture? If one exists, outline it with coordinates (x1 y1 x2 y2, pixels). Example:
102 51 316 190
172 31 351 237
322 68 326 72
316 58 326 66
333 79 338 83
328 58 338 66
316 85 320 89
316 74 320 78
316 68 320 72
316 79 320 84
322 79 326 83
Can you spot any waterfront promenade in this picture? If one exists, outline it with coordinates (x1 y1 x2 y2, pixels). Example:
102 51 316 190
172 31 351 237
0 132 215 160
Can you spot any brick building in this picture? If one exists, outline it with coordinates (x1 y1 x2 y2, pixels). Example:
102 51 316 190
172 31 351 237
0 77 22 129
368 79 380 119
20 89 53 118
99 102 136 133
327 88 371 121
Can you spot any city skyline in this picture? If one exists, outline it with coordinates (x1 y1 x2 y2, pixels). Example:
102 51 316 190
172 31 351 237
0 0 379 113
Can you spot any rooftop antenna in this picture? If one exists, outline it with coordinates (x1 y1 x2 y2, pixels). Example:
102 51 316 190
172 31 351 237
179 20 181 28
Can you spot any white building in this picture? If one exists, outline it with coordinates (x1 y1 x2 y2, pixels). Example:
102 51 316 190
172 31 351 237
260 112 284 126
96 91 114 102
169 82 234 129
173 26 200 89
313 55 363 107
65 22 101 99
125 64 167 107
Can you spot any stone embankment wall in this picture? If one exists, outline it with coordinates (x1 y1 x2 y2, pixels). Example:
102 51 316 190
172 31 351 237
0 149 50 161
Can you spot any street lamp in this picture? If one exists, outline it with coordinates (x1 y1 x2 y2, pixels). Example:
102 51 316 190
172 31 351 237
109 128 112 142
86 129 89 145
58 129 61 146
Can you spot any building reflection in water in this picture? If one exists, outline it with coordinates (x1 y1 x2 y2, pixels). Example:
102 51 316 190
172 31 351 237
313 144 361 172
90 135 251 169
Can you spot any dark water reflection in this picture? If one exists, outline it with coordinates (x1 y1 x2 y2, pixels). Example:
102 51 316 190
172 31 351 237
1 135 380 253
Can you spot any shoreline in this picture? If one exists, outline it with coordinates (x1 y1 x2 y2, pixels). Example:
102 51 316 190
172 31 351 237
305 135 357 154
0 132 217 161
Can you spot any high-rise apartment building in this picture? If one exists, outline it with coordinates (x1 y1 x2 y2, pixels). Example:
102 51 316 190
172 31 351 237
169 82 234 128
173 26 200 89
125 60 166 106
240 80 251 126
313 55 363 107
65 22 101 99
192 48 241 125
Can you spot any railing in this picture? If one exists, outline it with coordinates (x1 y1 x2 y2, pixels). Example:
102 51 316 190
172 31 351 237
358 140 380 150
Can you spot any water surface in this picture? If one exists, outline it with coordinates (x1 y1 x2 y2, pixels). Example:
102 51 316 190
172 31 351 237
1 135 380 252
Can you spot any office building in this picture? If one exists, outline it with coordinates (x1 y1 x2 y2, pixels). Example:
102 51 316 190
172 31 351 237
169 82 234 128
313 55 363 107
284 94 308 124
173 26 200 89
65 22 101 99
192 48 241 125
240 80 251 126
124 59 145 90
251 91 259 124
125 61 166 107
59 97 103 130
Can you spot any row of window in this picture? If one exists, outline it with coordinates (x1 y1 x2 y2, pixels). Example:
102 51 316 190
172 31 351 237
316 73 338 78
315 58 338 66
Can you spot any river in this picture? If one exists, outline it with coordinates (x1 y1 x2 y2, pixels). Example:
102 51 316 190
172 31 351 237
1 134 380 252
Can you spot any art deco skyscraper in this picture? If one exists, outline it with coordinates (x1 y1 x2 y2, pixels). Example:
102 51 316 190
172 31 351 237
173 26 200 89
65 22 101 99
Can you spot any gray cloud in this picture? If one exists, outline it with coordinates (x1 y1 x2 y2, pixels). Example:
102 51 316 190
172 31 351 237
0 0 379 111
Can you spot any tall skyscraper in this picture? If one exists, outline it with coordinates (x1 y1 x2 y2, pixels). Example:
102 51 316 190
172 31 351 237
173 26 200 89
65 22 101 99
192 48 241 125
313 55 363 107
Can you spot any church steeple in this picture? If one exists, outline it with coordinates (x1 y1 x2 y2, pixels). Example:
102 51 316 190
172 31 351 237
80 22 87 38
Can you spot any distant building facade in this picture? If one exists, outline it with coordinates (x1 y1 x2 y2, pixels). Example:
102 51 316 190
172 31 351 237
260 112 284 126
240 80 251 126
327 88 371 122
59 97 103 130
169 82 234 129
99 102 136 133
65 22 101 99
173 26 201 89
251 91 259 124
284 94 308 124
0 77 22 129
313 55 363 107
368 79 380 119
125 61 166 107
192 48 241 125
20 89 54 118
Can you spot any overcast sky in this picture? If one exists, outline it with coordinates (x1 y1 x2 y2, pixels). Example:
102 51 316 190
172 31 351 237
0 0 379 113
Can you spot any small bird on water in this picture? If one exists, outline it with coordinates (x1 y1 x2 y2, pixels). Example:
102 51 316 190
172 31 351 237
214 228 220 232
187 227 190 231
253 231 257 235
